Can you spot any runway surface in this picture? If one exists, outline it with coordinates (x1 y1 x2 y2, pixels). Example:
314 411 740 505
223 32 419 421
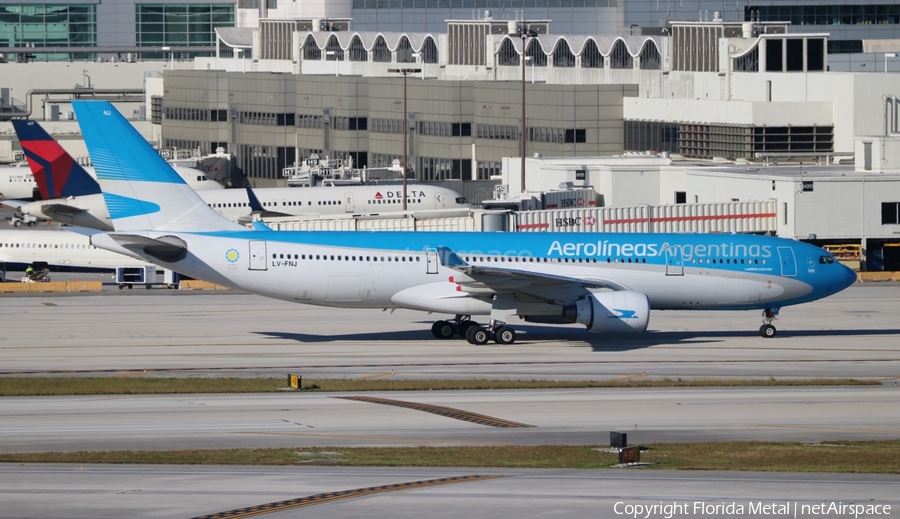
1 465 898 519
2 284 900 380
1 385 899 452
2 281 900 517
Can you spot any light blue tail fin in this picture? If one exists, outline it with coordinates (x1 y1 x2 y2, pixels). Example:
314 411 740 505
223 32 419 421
71 100 245 233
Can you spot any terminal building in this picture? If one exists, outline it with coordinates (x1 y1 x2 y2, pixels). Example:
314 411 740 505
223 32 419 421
2 0 898 71
1 6 900 270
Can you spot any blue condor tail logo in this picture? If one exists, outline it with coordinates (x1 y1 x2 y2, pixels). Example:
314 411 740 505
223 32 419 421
547 240 773 261
610 309 638 319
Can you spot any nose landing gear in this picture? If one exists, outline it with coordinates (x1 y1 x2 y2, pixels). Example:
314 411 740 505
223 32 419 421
759 307 779 338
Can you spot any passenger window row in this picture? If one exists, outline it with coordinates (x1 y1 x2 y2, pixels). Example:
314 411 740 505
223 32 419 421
0 242 94 249
272 253 421 263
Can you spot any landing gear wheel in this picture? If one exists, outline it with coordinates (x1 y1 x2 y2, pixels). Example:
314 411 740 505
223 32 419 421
465 325 490 345
457 320 477 338
431 320 456 339
759 324 777 338
493 326 516 344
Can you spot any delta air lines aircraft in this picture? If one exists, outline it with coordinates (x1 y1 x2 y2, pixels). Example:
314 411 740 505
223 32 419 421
74 101 857 343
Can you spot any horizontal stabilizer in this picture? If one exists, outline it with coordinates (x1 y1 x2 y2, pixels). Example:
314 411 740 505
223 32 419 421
236 210 293 226
0 199 30 210
106 233 188 263
41 203 88 217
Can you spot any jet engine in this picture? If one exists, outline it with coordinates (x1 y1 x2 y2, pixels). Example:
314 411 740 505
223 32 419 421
562 291 650 333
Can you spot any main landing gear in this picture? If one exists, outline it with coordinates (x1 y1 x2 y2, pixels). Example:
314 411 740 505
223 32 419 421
431 315 518 345
759 307 779 338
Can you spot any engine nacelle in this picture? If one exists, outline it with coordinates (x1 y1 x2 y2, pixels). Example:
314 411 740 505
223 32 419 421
562 291 650 334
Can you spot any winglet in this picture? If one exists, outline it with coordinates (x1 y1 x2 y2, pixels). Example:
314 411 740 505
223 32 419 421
251 221 273 231
437 246 469 268
11 119 101 199
245 185 265 212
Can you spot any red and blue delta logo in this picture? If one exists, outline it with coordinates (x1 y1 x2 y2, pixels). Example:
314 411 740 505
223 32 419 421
225 249 240 263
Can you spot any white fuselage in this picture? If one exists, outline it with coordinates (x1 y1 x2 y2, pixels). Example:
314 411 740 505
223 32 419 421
0 164 35 200
207 185 469 220
15 185 471 230
0 229 153 270
92 230 852 315
0 165 222 202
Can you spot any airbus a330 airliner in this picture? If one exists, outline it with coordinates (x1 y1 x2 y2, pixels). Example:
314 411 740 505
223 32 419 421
8 120 470 230
74 101 857 343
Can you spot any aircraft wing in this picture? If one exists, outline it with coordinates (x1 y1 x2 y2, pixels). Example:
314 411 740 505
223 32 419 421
438 247 628 301
1 199 31 210
105 233 188 263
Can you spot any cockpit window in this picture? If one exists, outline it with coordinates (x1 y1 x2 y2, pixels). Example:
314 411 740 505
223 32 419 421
819 255 835 264
456 197 468 204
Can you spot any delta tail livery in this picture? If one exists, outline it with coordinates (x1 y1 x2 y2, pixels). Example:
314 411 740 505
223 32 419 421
2 120 221 206
9 120 470 230
75 101 857 342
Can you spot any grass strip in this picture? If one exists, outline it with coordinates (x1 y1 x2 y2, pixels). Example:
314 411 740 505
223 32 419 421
1 442 898 473
0 377 879 396
0 377 883 396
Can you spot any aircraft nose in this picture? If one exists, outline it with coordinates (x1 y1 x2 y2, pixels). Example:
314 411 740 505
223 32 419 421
838 263 858 290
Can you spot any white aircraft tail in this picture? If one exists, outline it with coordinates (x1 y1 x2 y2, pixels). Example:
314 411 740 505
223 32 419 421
71 101 245 233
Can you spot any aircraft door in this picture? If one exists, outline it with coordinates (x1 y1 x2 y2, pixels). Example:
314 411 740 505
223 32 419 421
777 246 797 277
425 248 439 274
344 192 354 212
665 247 684 276
249 240 267 270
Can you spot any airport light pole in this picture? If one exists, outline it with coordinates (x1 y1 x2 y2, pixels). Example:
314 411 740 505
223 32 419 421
388 67 421 211
510 22 538 195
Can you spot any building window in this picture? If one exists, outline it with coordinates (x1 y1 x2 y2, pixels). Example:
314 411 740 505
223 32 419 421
303 34 321 60
564 129 586 143
639 42 661 70
372 36 391 62
882 203 900 225
581 39 604 68
136 3 234 59
420 37 439 63
451 122 472 137
348 35 367 61
552 40 575 67
0 4 97 61
609 40 633 69
827 40 863 54
396 35 414 63
525 39 547 67
746 5 900 27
